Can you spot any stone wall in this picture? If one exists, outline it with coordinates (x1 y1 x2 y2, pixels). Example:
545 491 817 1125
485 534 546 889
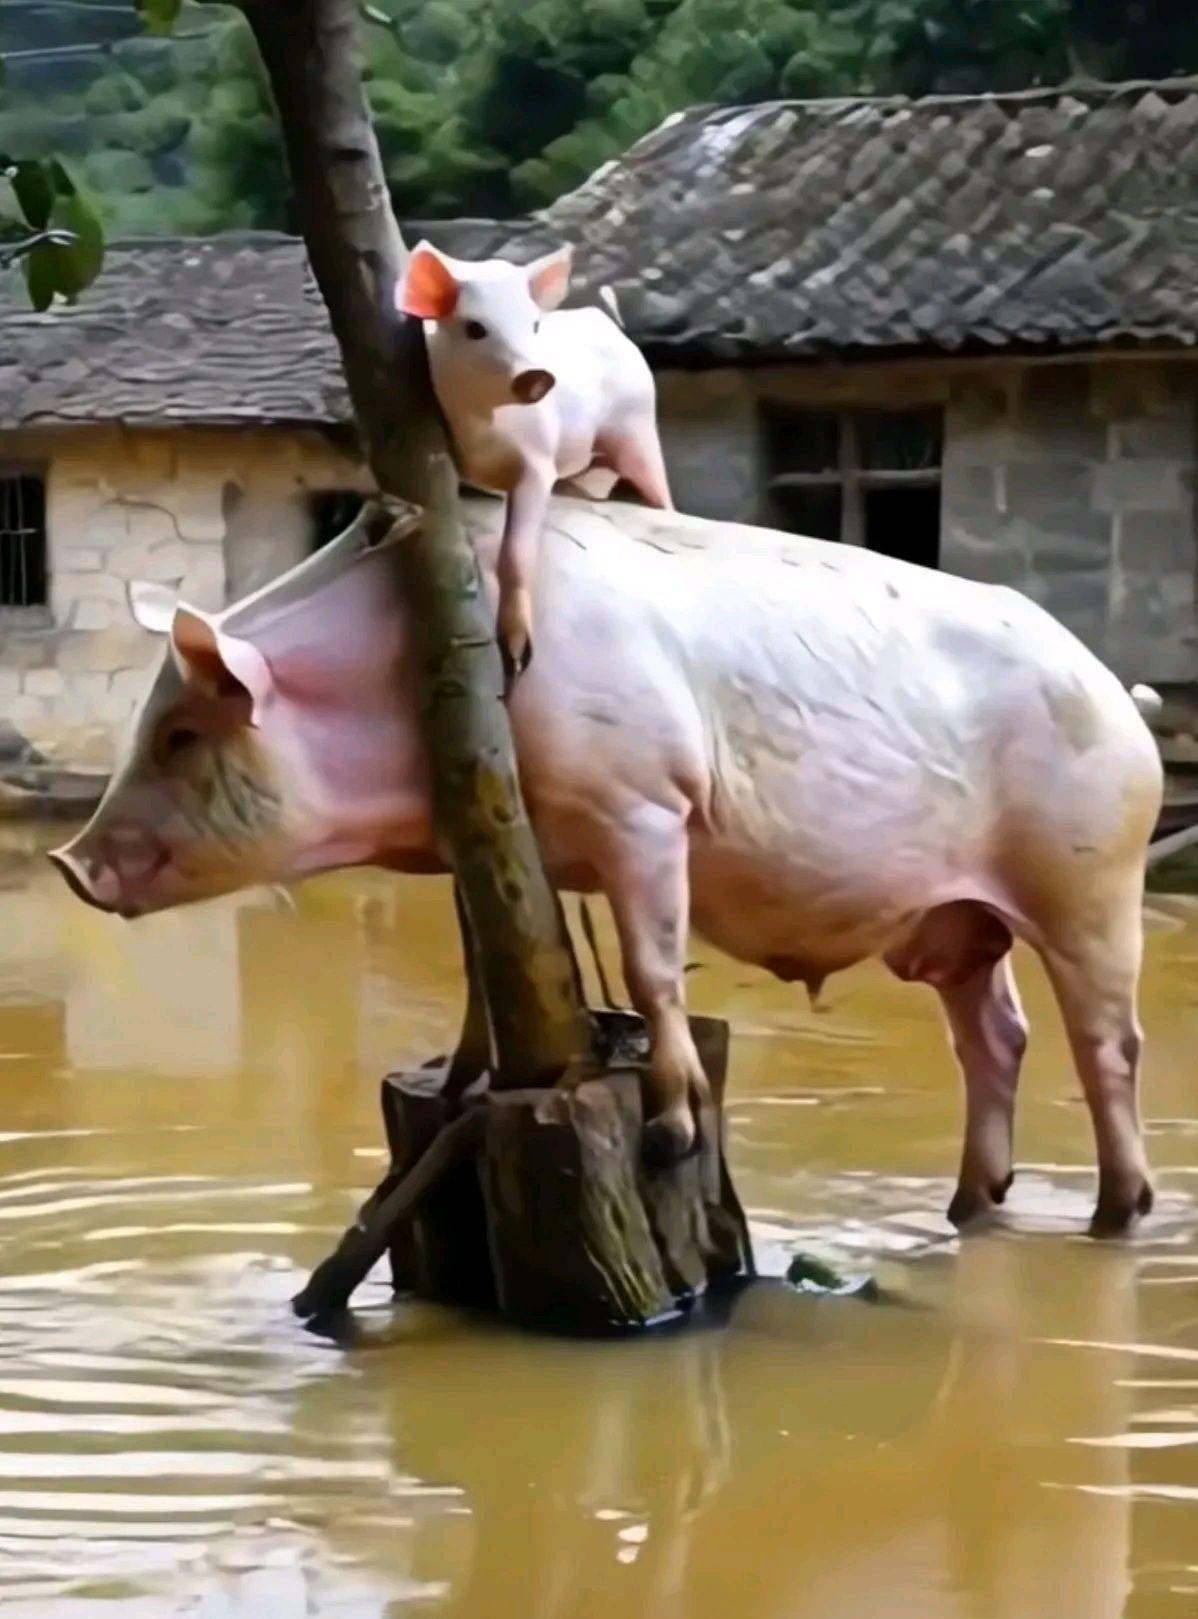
943 361 1198 683
0 424 366 764
3 358 1194 767
656 371 761 522
658 357 1197 685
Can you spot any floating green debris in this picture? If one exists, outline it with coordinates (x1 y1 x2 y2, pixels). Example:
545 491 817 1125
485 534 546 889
786 1253 880 1301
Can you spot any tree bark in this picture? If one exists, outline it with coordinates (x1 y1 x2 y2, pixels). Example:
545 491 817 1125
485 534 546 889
238 0 587 1086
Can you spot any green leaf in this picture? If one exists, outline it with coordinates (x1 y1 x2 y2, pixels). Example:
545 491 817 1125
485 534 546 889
18 187 105 310
137 0 182 36
48 190 105 299
11 161 56 230
23 248 57 313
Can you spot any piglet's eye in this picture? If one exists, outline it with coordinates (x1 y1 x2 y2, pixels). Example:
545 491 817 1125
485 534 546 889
464 319 487 340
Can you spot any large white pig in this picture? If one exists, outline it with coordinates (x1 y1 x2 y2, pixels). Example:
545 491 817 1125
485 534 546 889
397 243 672 680
52 497 1163 1236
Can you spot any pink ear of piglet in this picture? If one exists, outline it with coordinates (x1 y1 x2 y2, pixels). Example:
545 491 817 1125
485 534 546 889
527 246 572 312
396 241 461 320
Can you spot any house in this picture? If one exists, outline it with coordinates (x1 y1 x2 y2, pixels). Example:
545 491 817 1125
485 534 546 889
1 77 1196 766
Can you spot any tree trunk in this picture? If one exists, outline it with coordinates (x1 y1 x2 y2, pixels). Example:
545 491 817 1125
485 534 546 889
293 1012 753 1328
238 0 586 1087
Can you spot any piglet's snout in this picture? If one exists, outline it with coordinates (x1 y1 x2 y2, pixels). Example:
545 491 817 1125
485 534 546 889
511 368 556 405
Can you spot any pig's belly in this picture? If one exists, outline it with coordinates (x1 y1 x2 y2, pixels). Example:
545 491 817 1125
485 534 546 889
685 836 990 986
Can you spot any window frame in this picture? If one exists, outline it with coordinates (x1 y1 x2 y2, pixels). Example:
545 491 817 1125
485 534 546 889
0 463 51 629
761 406 942 550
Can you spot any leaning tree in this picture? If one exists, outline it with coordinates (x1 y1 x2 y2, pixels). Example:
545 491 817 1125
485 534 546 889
221 0 752 1326
239 3 589 1094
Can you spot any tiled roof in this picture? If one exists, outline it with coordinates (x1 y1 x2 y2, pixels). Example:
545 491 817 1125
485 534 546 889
544 78 1198 362
0 222 520 430
2 79 1195 427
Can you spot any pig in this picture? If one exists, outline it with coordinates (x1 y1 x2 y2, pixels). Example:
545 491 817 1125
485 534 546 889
52 495 1164 1236
396 242 672 682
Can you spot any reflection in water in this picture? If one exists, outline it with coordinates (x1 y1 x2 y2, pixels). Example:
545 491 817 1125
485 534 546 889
323 1242 1138 1619
0 833 1194 1617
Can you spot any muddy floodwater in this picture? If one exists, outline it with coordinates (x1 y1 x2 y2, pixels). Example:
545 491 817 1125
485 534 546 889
0 829 1195 1617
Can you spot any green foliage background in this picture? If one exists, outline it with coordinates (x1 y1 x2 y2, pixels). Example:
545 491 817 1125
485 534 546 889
1 0 1195 237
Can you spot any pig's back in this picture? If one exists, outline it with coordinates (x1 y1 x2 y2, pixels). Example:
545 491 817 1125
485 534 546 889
513 498 1160 961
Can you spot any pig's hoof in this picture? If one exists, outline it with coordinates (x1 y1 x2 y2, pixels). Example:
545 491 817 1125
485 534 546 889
946 1178 1010 1231
500 636 532 698
1089 1177 1154 1239
642 1108 696 1169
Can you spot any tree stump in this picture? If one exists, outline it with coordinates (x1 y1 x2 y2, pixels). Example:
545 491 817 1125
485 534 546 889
296 1011 753 1332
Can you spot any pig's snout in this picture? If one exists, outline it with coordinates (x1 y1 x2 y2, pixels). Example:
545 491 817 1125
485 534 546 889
49 824 167 917
49 842 122 914
511 368 556 405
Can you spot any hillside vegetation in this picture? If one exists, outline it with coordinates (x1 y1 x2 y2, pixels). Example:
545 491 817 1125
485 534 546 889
1 1 1195 236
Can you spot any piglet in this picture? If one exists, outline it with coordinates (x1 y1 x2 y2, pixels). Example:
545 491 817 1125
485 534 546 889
396 241 672 682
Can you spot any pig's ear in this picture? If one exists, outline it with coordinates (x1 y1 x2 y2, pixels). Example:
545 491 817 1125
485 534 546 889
527 246 572 312
128 579 178 636
397 242 460 320
170 606 271 719
170 607 235 694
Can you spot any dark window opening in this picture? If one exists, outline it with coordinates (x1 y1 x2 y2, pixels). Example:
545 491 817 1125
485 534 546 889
767 483 843 544
0 474 47 608
758 404 943 566
308 490 365 552
857 408 943 473
864 485 941 570
761 405 839 476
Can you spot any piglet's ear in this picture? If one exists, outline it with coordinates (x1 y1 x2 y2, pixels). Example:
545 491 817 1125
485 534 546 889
397 242 460 320
527 245 572 312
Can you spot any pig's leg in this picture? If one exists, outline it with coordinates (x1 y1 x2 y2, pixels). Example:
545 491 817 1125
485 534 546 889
497 461 554 688
600 805 708 1162
605 424 674 511
1039 910 1153 1237
939 957 1029 1228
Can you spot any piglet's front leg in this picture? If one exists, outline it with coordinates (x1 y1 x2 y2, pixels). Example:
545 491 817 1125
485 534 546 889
497 459 555 692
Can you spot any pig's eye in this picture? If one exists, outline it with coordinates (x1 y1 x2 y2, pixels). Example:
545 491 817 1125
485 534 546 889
163 726 200 759
463 319 487 340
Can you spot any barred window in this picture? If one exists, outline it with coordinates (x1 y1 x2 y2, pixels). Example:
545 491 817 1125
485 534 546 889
0 473 48 609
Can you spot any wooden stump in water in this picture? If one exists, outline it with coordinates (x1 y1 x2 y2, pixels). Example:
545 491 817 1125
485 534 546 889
295 1011 753 1331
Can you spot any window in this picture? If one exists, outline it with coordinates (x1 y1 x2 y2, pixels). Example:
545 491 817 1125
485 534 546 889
760 405 943 568
308 489 365 553
0 472 48 609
